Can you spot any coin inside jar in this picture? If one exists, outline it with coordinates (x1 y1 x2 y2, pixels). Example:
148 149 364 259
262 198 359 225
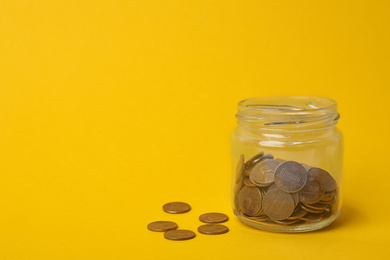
249 159 280 187
238 186 263 216
236 154 245 183
199 213 229 223
275 161 307 193
163 202 191 214
198 224 229 235
164 229 196 240
299 171 324 204
262 188 295 221
147 221 178 232
308 167 337 192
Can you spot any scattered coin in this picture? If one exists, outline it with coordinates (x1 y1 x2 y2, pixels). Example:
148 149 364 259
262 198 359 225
163 202 191 214
263 188 295 220
198 224 229 235
164 229 196 240
249 159 280 187
275 161 307 193
238 186 263 216
147 221 178 232
199 213 229 223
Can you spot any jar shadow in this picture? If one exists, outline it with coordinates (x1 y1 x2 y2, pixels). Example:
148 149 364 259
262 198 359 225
313 204 364 233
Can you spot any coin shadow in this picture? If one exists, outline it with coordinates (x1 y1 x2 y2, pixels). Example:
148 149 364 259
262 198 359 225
314 204 364 233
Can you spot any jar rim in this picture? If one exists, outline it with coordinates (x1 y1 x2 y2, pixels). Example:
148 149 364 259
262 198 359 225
237 96 337 114
236 96 339 130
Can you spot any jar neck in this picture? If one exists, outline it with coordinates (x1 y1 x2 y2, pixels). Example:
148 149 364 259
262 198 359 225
236 96 340 134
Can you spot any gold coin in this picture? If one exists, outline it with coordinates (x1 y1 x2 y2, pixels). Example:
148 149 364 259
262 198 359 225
301 204 324 214
275 161 307 193
147 221 178 232
303 202 328 211
299 170 324 204
273 218 302 225
245 153 274 176
243 177 256 187
291 192 300 208
164 229 196 240
263 188 295 221
287 207 307 220
300 212 323 222
199 213 229 223
235 154 245 184
198 224 229 235
163 202 191 214
238 186 263 216
249 159 280 186
308 167 337 192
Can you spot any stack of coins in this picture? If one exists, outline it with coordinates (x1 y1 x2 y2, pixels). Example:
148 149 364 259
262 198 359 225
234 152 339 226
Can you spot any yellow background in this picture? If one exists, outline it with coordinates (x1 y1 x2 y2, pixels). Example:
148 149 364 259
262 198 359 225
0 1 389 259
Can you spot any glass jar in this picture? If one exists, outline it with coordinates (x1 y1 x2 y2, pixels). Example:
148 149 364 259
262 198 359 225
231 96 343 233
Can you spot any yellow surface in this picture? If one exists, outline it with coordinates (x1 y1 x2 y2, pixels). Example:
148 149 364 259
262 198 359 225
0 1 389 259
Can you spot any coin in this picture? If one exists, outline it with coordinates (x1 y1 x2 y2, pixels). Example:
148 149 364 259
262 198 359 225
249 159 280 186
301 163 312 171
301 204 324 214
322 208 332 219
299 170 324 204
236 154 245 183
267 183 278 192
245 153 274 176
244 152 264 171
303 202 328 211
275 161 307 193
198 224 229 235
199 213 229 223
164 229 196 240
147 221 178 232
246 214 269 221
272 218 302 225
238 186 263 216
308 168 337 192
163 202 191 214
275 158 286 163
287 207 307 220
263 188 295 220
300 212 323 222
291 192 300 207
243 177 256 187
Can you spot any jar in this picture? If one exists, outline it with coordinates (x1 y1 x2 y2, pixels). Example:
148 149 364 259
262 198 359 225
231 96 343 233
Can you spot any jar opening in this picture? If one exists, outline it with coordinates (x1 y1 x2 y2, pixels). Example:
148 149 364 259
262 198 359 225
236 96 339 131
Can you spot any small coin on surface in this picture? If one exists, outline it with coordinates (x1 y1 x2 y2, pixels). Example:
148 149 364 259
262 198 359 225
163 202 191 214
147 221 178 232
275 161 307 193
199 213 229 223
263 188 295 221
197 224 229 235
164 229 196 240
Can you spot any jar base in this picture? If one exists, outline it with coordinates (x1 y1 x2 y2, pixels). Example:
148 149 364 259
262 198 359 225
234 209 342 233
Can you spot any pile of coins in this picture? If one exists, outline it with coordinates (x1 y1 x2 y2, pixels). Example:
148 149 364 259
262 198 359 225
234 152 339 226
147 202 229 240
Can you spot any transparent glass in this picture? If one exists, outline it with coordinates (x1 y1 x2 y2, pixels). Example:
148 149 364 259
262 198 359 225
231 96 343 233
